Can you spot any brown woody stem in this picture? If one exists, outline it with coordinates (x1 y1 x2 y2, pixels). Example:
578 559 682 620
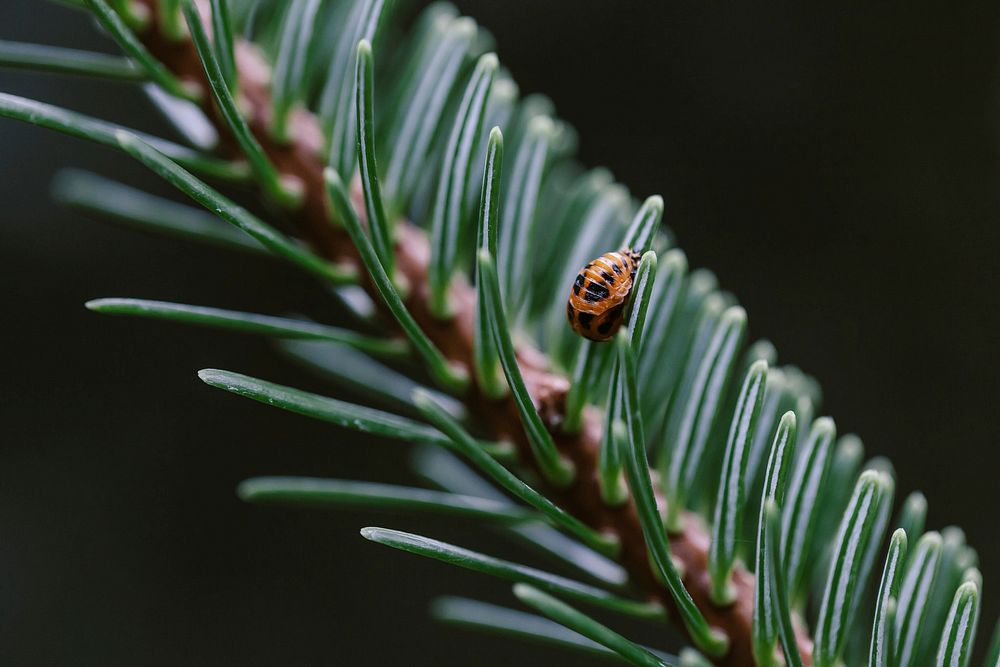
134 2 813 664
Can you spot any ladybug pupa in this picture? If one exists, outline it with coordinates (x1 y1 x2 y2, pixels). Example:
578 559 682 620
566 248 641 341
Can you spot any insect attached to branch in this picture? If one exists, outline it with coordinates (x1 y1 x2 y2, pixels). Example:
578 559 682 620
566 248 641 341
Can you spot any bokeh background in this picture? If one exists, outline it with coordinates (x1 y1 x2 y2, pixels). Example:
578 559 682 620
2 1 999 664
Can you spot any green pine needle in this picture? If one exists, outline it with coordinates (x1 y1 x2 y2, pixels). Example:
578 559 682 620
869 528 907 667
270 0 321 142
752 410 797 667
498 115 553 306
181 0 301 207
708 359 767 605
84 0 198 100
158 0 184 39
614 333 728 658
934 580 979 667
465 76 517 213
623 195 664 255
665 304 747 530
428 52 498 316
894 531 944 667
477 250 575 486
564 341 613 434
277 339 469 424
323 0 388 177
625 250 659 353
199 369 452 444
325 167 468 392
197 368 495 460
473 127 507 398
813 470 893 667
115 131 352 284
412 389 617 558
411 446 627 586
432 596 674 663
238 477 536 523
763 501 805 667
853 469 896 617
807 433 865 561
741 368 793 495
599 250 658 505
0 40 143 80
209 0 237 93
381 13 474 207
636 255 697 420
355 39 395 278
0 93 248 181
361 528 660 619
635 249 688 424
511 584 671 667
780 416 837 600
97 0 146 27
51 170 264 253
86 298 407 359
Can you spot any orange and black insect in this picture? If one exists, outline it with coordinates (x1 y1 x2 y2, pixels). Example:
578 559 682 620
566 248 641 341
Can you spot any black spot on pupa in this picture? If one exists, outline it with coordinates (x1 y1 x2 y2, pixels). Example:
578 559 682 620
600 271 615 284
566 302 575 322
578 312 595 328
596 303 625 334
583 282 610 303
612 263 623 275
573 273 584 295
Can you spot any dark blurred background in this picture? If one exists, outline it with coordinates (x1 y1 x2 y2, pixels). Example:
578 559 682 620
2 1 999 665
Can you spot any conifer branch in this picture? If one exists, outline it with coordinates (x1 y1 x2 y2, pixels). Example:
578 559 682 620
123 2 813 663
